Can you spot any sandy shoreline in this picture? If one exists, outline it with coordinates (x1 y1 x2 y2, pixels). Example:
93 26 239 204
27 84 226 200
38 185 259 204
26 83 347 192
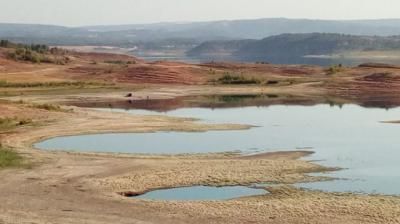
0 100 399 223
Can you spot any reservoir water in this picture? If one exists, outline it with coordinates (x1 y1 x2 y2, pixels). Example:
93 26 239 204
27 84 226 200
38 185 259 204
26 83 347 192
36 101 400 195
134 186 267 201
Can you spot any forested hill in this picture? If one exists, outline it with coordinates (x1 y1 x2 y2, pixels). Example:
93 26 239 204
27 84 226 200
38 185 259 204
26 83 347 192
187 33 400 59
186 40 256 57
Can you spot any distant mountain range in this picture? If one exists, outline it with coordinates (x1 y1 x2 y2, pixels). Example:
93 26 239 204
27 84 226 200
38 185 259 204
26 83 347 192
2 18 400 65
186 40 257 57
82 18 400 39
188 33 400 59
2 18 400 47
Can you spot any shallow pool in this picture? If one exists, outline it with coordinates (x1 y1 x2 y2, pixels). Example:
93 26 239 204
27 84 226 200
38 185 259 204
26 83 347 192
134 186 268 201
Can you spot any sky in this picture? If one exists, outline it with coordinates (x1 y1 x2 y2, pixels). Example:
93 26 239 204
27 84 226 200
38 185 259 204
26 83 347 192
0 0 400 27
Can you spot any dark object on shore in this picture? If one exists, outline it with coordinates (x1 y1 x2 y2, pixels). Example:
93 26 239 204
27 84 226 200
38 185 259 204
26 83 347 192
358 63 400 69
125 93 133 97
266 80 279 85
119 191 141 197
256 61 270 64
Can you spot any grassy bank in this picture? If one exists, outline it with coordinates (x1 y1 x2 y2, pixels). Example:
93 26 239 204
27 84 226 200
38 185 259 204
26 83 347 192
0 146 24 169
0 116 29 169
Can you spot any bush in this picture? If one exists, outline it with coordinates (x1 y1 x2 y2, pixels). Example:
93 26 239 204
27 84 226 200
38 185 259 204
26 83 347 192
7 48 44 63
266 80 279 85
31 103 64 112
327 64 344 75
0 118 15 130
215 74 261 85
18 119 32 126
0 117 33 131
0 40 14 48
2 40 69 64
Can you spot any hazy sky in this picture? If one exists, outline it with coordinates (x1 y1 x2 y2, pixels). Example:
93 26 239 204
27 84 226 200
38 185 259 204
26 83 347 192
0 0 400 26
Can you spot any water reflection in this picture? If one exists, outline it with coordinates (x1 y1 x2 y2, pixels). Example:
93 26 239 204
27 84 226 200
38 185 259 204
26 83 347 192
66 93 400 112
168 54 400 67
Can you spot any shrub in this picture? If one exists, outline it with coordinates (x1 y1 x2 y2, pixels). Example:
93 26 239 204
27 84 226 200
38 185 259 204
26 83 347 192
7 48 44 63
0 118 15 130
327 64 344 75
18 119 32 126
215 74 261 85
0 117 33 131
0 40 10 47
266 80 279 85
2 40 69 64
31 103 64 112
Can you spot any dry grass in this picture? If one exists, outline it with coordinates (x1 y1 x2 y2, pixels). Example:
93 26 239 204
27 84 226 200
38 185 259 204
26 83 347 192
30 103 67 112
0 117 33 131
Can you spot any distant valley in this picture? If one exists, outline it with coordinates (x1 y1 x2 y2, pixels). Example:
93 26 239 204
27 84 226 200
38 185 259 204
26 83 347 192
2 18 400 65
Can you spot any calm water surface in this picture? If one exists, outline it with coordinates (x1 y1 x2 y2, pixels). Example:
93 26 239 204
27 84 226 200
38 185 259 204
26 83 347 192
36 104 400 195
134 186 267 201
139 54 400 66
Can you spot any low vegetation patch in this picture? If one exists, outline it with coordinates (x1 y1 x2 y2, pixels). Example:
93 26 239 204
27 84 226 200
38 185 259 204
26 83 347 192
266 80 279 85
212 74 262 85
0 145 25 169
0 147 23 168
30 103 67 112
326 64 344 75
0 117 33 131
1 39 70 64
104 60 136 65
0 117 17 130
217 95 260 103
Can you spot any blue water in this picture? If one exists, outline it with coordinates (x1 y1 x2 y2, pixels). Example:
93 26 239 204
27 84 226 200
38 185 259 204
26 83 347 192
140 54 400 67
134 186 267 201
36 104 400 195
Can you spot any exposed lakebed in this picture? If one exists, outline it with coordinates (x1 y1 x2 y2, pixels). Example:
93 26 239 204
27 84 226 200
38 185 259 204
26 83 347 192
36 97 400 195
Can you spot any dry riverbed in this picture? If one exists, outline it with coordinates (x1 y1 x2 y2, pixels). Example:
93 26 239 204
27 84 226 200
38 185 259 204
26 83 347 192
0 100 400 224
